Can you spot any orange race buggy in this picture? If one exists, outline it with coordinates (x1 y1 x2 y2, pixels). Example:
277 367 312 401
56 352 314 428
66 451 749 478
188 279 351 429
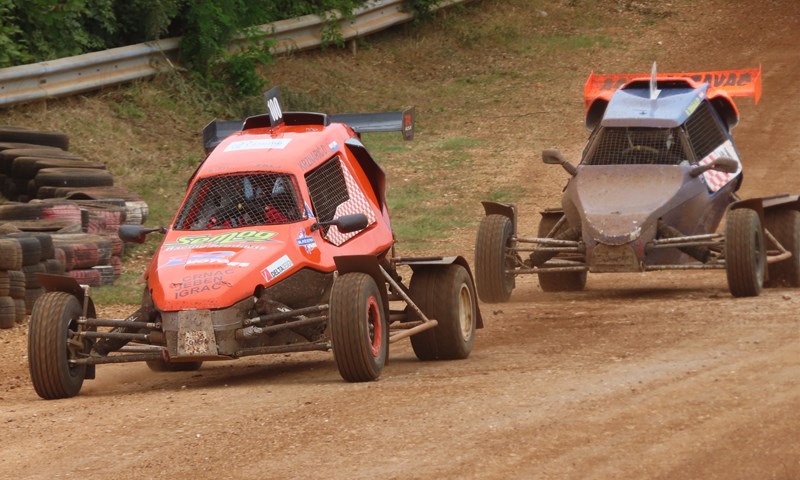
27 88 482 399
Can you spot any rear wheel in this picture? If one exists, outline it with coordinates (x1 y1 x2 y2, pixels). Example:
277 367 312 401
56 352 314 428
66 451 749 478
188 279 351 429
474 214 515 302
28 292 88 399
765 209 800 287
536 214 586 292
329 273 388 382
408 264 477 360
726 208 765 297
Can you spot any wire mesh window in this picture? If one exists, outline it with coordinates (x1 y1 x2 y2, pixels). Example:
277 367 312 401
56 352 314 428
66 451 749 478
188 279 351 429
584 127 688 166
685 101 728 160
305 156 349 234
174 173 303 230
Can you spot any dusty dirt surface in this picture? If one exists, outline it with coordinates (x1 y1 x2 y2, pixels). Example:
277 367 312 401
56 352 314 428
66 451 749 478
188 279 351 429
1 1 799 479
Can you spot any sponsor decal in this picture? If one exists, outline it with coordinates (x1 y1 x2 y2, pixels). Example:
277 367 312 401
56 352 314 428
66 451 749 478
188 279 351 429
684 71 755 87
329 141 339 152
261 254 294 282
167 230 277 246
164 257 186 267
224 139 292 152
298 144 329 170
190 251 235 260
594 71 756 97
165 251 249 268
684 95 702 117
296 230 317 254
186 259 250 267
164 244 267 252
304 202 315 219
172 270 234 299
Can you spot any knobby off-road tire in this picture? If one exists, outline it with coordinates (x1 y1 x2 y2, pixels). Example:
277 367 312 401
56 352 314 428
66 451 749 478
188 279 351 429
408 264 477 361
765 209 800 288
726 208 765 297
329 273 388 382
536 214 587 292
0 128 70 150
145 360 203 372
28 292 88 399
475 214 515 303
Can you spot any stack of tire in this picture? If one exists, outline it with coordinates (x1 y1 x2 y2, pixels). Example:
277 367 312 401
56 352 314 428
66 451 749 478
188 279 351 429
0 126 150 302
51 233 123 287
0 232 65 328
0 126 147 228
0 200 84 232
41 186 149 227
0 202 131 289
0 126 114 202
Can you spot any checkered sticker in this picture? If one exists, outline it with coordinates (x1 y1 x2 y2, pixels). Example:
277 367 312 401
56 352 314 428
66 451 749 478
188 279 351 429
699 140 741 193
325 159 376 246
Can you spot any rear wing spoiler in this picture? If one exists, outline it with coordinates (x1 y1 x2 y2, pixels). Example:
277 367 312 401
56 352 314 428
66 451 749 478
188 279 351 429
584 65 762 109
330 109 415 140
202 87 415 154
202 120 244 154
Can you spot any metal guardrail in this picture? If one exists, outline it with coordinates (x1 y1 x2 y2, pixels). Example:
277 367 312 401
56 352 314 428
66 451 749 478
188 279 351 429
0 0 469 108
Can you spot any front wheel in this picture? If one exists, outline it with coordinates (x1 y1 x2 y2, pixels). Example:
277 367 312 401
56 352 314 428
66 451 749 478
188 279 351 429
408 264 477 360
28 292 89 399
329 273 388 382
726 208 765 297
474 214 515 303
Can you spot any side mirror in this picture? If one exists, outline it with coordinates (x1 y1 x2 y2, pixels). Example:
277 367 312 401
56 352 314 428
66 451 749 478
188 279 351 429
542 149 577 176
690 157 739 177
118 225 167 244
312 213 369 234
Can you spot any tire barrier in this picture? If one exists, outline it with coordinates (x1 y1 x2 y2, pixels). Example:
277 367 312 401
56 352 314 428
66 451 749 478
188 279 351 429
0 126 150 325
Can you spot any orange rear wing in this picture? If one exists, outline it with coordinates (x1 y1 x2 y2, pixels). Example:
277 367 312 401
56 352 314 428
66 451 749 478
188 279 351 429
584 66 762 109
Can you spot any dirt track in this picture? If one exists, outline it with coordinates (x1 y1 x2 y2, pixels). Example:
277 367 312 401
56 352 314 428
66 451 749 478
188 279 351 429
1 1 799 479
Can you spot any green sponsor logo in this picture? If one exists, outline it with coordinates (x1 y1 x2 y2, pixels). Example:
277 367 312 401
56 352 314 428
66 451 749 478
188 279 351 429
170 230 278 246
684 96 702 117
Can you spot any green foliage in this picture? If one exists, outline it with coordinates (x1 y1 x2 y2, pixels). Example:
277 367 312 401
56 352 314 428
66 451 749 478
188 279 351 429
113 0 186 44
0 0 116 66
177 0 365 95
406 0 443 22
0 0 450 95
177 0 270 96
0 0 28 66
